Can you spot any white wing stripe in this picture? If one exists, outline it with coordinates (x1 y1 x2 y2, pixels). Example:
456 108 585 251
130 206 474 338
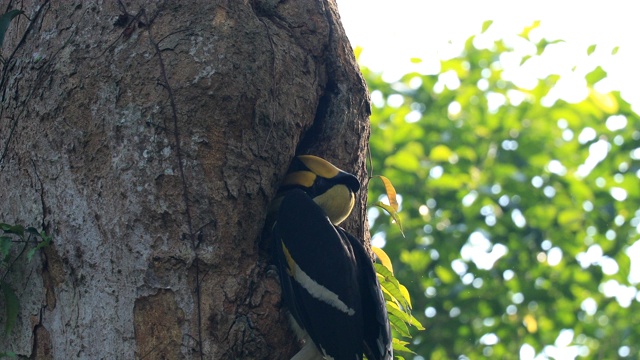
292 261 355 316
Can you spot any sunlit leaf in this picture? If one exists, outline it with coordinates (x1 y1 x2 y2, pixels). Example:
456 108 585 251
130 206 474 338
387 302 412 337
587 44 596 55
375 202 405 237
520 20 540 40
354 47 364 61
375 264 406 307
392 338 415 354
557 209 583 229
429 144 453 162
386 150 420 172
429 174 467 191
399 249 430 273
524 314 538 333
408 313 425 330
535 38 564 55
434 265 455 284
589 89 618 114
398 283 411 308
585 66 607 85
481 20 493 34
372 246 394 274
376 175 399 211
526 205 558 228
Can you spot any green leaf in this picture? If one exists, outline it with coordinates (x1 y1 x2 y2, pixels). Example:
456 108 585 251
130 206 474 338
429 144 453 162
587 44 596 55
429 174 467 191
557 209 583 229
26 237 51 261
611 46 619 55
386 149 420 172
39 230 52 243
398 283 411 309
0 236 12 261
585 66 607 85
589 89 618 113
408 312 425 330
1 281 19 334
387 303 411 337
392 338 416 354
435 265 456 284
481 20 493 34
375 264 405 306
0 224 24 238
520 21 541 40
520 55 532 66
0 9 23 48
375 201 405 237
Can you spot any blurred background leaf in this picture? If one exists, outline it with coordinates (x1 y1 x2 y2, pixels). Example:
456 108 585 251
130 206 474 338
361 22 640 360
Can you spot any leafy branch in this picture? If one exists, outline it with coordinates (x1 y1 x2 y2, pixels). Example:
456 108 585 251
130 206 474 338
369 175 423 358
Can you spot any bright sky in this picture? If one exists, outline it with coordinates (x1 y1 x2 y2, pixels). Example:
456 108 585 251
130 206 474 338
336 2 640 359
336 1 640 112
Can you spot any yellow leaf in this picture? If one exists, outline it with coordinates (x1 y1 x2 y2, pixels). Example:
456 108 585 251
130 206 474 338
520 20 540 40
429 144 453 162
523 314 538 333
372 246 394 274
399 283 411 309
376 175 399 211
589 88 618 114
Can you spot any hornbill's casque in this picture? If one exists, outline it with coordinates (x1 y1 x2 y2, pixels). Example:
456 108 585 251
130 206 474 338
271 155 392 360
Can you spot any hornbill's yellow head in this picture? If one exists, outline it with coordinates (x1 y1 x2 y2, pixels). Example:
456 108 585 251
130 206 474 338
279 155 360 225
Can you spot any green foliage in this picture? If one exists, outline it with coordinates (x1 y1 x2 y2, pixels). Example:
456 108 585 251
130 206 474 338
374 252 424 357
370 174 422 356
0 223 51 336
363 24 640 359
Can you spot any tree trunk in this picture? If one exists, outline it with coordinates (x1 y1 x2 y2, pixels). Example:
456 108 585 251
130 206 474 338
0 1 370 359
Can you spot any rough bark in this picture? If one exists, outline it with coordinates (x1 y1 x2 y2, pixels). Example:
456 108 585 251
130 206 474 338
0 1 369 358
